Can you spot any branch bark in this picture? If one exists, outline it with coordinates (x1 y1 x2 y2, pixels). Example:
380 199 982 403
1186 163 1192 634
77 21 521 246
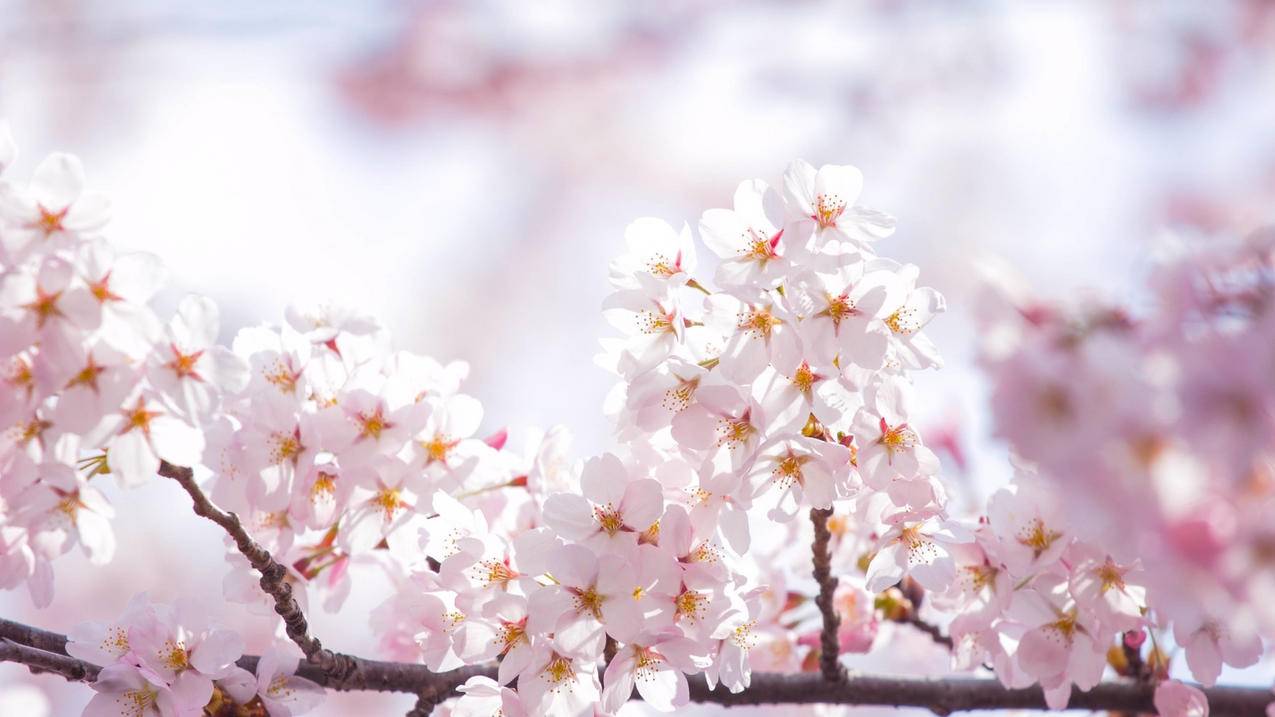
810 506 845 682
158 460 354 687
3 618 1272 715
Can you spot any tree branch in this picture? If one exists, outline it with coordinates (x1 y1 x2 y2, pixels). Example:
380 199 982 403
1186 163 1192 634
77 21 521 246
810 506 845 682
687 672 1272 716
0 638 98 683
3 617 1271 715
898 614 954 649
158 460 357 686
0 614 492 696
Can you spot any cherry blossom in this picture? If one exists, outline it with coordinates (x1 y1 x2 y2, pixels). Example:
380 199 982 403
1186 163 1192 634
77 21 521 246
4 133 1273 717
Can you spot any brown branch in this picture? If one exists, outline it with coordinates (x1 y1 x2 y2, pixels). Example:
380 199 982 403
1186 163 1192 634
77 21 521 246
0 638 99 682
899 615 954 649
1 615 1271 715
0 614 492 696
810 507 845 682
687 673 1272 716
3 618 1271 715
158 460 356 686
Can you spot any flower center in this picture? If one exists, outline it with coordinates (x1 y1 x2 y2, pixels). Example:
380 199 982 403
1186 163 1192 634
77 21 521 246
357 408 391 440
1016 518 1063 558
771 451 809 489
571 586 604 620
36 206 67 236
374 488 404 520
661 376 699 413
121 684 159 716
268 431 303 464
738 306 780 339
593 504 624 537
814 194 846 229
884 307 918 335
675 589 707 622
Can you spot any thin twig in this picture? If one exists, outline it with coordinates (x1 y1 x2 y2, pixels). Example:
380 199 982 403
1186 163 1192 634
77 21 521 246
898 615 955 649
810 507 845 682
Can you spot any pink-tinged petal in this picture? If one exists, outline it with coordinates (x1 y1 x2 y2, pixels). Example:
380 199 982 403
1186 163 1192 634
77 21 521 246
190 629 244 677
37 256 74 292
601 592 643 643
815 164 864 210
1016 626 1069 680
443 394 483 438
913 445 941 477
83 693 128 717
168 671 214 712
654 637 705 673
670 405 716 450
580 453 627 506
150 414 205 467
497 642 534 686
63 191 110 232
547 544 598 590
210 347 250 394
174 295 220 348
621 479 663 530
57 288 102 330
542 493 597 543
218 666 258 704
909 552 956 592
76 508 116 566
864 543 906 593
1042 680 1072 710
510 528 559 576
661 504 693 555
783 159 818 215
30 153 84 209
1185 632 1223 687
28 559 53 607
636 663 687 712
109 430 160 487
601 651 637 714
719 504 750 555
525 586 573 636
276 674 325 713
1155 680 1210 717
698 208 749 258
110 250 167 303
556 614 606 658
1220 630 1262 670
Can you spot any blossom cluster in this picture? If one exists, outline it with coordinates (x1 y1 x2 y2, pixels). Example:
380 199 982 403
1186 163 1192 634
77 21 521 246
969 230 1275 702
1 120 1269 717
68 593 321 716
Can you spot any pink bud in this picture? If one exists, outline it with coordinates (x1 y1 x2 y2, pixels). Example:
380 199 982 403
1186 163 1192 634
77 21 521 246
1124 629 1146 649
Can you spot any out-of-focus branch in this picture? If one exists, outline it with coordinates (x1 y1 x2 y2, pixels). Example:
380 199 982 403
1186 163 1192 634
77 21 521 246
2 616 1271 715
810 506 845 682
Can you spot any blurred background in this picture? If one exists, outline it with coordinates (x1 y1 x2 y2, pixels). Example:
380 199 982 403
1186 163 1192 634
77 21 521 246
2 0 1275 714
